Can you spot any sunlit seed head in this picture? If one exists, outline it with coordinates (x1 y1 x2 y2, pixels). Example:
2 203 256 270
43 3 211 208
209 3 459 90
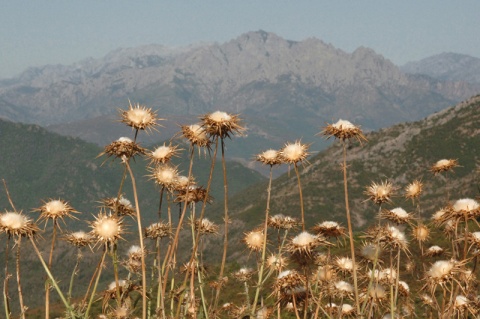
195 218 218 235
405 180 423 199
233 267 254 282
268 214 298 230
201 111 243 138
412 224 430 242
322 119 367 142
36 199 76 221
427 260 455 280
365 180 395 205
431 158 459 174
313 221 345 238
452 198 479 213
314 265 335 281
335 257 354 272
266 254 287 270
0 211 37 237
101 137 145 160
64 231 92 247
256 149 282 166
90 212 123 245
279 141 309 164
381 207 411 224
425 245 444 257
120 102 160 131
149 143 180 164
181 123 210 147
334 280 354 294
454 295 469 308
387 225 408 248
151 165 178 189
341 304 355 315
244 230 264 252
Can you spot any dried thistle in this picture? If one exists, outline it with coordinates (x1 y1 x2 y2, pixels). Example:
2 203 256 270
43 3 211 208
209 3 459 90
256 149 282 166
380 207 412 224
364 180 395 205
100 137 145 160
181 123 211 147
119 101 160 132
430 158 459 175
34 199 77 224
405 180 423 199
102 196 135 217
147 142 181 165
200 111 244 139
279 140 309 164
89 211 124 246
63 231 93 248
312 221 346 238
243 229 264 252
321 119 367 143
144 222 171 239
0 211 39 238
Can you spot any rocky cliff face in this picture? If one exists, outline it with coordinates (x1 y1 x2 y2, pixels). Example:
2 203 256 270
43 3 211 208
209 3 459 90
1 31 478 164
401 52 480 84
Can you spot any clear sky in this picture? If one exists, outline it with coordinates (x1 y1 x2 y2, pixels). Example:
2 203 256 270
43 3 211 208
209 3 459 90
2 1 480 79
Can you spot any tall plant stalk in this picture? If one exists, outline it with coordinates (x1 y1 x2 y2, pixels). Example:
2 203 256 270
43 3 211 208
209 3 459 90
341 141 360 314
124 160 147 319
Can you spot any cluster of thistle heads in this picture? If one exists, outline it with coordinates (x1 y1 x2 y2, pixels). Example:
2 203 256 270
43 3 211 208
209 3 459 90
1 101 480 319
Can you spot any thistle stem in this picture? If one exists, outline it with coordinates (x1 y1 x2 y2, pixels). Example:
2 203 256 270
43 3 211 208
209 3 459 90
125 160 147 319
3 237 11 319
293 163 305 231
251 166 273 315
84 249 107 319
29 237 74 318
341 141 360 314
45 221 58 319
16 237 26 319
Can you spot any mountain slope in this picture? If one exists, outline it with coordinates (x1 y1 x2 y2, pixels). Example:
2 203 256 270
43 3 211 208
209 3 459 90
222 95 480 244
1 31 479 166
401 52 480 84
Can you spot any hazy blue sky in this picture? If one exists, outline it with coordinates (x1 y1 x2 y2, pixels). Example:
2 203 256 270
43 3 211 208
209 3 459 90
2 1 479 79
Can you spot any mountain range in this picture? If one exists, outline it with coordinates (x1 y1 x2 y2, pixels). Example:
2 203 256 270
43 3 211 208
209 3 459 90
1 30 479 171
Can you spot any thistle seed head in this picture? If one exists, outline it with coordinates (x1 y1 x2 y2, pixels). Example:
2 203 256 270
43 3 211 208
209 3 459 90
120 101 160 132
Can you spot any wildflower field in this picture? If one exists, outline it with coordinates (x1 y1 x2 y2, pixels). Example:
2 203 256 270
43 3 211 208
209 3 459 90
1 98 480 319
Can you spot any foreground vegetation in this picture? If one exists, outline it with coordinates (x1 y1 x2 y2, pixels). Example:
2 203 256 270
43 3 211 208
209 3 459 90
1 100 480 319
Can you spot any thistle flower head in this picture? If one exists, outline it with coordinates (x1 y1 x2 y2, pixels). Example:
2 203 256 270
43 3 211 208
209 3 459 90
279 140 309 164
145 222 171 239
431 158 459 174
148 143 181 165
405 180 423 199
322 119 367 142
412 224 430 242
0 211 38 237
35 199 77 222
127 245 144 260
380 207 411 224
64 231 93 248
150 164 179 190
90 211 124 246
334 280 354 297
451 198 480 218
426 259 462 285
384 225 409 251
175 185 212 204
288 231 329 255
100 137 145 160
268 214 298 230
256 149 282 166
273 270 307 304
424 245 444 257
233 267 254 282
102 195 135 217
266 254 287 271
194 218 219 235
312 221 346 238
181 123 210 147
201 111 243 139
313 265 336 282
364 180 395 205
367 284 387 301
244 229 264 252
120 101 160 132
334 257 355 273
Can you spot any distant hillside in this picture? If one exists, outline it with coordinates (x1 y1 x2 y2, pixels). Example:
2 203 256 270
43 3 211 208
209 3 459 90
402 52 480 84
0 119 265 221
218 95 480 261
1 31 479 167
